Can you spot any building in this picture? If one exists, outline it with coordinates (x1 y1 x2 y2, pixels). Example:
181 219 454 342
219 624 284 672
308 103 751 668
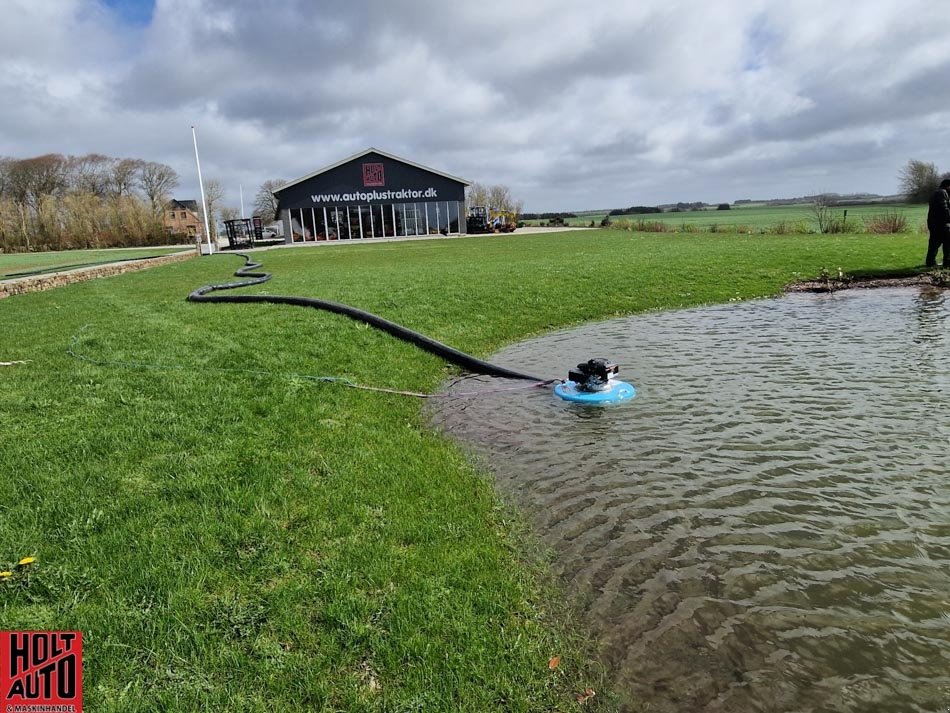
163 199 203 239
273 148 470 244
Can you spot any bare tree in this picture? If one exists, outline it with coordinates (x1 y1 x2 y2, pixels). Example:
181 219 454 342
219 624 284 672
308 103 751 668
487 184 515 213
253 178 285 222
138 161 180 212
0 157 14 198
220 205 241 222
466 181 490 211
7 154 69 207
0 152 178 253
812 195 835 233
899 159 940 203
110 158 144 197
812 194 853 233
466 182 522 218
202 179 226 238
68 153 113 197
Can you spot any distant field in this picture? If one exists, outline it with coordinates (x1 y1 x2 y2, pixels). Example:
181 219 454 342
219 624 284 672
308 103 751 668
526 203 929 231
0 246 191 279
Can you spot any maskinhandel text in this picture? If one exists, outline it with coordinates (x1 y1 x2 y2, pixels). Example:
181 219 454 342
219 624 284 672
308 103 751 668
312 188 438 204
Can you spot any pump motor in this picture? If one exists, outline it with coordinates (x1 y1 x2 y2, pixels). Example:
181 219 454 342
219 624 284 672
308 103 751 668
555 357 635 404
567 358 619 392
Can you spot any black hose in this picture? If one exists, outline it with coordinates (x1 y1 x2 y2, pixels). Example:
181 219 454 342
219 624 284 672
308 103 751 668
187 253 548 382
3 254 175 279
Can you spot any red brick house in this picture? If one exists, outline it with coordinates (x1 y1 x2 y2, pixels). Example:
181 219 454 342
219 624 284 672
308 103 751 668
163 199 202 239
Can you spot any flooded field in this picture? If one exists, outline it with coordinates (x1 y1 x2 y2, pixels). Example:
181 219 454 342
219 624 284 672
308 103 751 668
429 287 950 712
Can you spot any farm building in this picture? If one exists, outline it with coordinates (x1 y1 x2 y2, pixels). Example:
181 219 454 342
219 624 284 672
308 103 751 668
274 148 470 243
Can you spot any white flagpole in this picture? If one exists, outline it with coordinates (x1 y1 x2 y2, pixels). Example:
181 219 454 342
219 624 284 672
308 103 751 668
240 184 245 219
191 126 213 254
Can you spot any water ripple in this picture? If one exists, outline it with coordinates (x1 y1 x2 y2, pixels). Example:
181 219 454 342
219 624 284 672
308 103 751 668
429 287 950 713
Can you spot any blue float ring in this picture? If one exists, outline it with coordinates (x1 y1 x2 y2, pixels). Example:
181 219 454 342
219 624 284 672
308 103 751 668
554 379 636 404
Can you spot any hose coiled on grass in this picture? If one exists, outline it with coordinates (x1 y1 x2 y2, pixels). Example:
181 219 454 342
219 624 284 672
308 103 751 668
187 253 549 383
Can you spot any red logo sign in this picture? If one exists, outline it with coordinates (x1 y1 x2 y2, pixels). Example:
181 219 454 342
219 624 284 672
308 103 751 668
1 632 82 712
362 163 385 187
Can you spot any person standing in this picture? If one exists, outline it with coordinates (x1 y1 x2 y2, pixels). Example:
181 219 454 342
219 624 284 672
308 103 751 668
926 178 950 268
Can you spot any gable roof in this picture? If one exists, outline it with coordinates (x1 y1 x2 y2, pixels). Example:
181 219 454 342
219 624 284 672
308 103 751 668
167 199 200 212
273 147 471 195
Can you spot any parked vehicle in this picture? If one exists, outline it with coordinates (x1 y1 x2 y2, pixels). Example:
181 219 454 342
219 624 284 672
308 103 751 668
467 206 491 234
466 206 517 234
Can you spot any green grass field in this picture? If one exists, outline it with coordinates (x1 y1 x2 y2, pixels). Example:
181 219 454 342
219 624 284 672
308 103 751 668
0 230 933 711
0 246 191 279
526 202 928 231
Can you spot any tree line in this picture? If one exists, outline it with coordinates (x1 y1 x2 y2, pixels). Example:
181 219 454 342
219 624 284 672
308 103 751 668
0 153 185 252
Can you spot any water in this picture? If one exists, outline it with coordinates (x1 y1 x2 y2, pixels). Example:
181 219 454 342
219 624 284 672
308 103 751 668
428 288 950 713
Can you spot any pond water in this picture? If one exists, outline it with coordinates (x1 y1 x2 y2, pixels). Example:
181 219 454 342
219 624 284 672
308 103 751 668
428 287 950 713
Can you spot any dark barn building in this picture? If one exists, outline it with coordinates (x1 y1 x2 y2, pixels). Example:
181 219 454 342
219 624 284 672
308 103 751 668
274 148 470 243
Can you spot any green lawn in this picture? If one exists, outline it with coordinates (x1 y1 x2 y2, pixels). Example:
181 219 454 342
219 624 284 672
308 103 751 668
0 246 192 279
0 230 931 711
527 202 928 231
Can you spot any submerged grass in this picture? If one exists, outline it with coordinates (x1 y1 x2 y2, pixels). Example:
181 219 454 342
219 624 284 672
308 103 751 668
0 230 926 710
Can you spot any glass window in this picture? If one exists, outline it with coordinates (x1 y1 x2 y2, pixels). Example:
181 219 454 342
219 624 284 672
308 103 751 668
448 202 459 234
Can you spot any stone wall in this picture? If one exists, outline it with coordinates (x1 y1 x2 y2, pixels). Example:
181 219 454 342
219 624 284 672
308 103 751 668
0 250 197 299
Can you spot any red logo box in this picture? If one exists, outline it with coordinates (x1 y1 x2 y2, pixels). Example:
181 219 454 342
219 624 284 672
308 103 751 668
362 162 385 187
1 632 82 712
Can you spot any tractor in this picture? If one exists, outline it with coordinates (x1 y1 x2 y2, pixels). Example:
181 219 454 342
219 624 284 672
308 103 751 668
466 205 492 234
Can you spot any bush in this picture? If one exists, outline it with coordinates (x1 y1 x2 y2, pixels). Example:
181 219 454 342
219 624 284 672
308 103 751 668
607 218 670 233
717 203 731 210
0 194 167 253
823 218 859 234
863 211 908 234
812 200 860 234
770 220 811 235
632 219 669 232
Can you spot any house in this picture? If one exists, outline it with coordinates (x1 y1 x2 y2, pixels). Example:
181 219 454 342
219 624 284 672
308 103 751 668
163 199 203 239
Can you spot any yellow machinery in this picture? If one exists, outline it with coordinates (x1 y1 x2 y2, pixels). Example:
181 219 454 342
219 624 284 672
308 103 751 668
488 209 517 233
467 206 518 234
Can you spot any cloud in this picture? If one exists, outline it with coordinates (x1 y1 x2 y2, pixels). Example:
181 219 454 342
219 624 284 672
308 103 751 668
0 0 948 210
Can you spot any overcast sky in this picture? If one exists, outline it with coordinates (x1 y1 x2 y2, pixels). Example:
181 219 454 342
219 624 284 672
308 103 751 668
2 0 948 212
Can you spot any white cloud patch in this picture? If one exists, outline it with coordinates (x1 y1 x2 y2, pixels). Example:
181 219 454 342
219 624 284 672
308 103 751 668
0 0 947 210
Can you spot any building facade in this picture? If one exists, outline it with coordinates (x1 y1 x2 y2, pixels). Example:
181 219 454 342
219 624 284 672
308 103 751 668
163 199 203 239
274 148 470 243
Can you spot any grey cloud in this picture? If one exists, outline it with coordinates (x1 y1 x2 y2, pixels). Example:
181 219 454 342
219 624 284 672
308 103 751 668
2 0 949 211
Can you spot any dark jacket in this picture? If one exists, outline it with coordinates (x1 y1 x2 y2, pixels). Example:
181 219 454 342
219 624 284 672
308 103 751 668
928 187 950 228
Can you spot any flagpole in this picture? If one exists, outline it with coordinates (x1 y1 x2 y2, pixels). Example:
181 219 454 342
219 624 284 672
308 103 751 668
240 185 245 219
191 126 213 255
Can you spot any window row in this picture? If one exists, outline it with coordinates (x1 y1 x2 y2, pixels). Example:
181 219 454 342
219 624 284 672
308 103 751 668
288 202 462 242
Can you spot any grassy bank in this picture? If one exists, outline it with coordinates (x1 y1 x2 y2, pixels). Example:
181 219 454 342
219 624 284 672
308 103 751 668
0 230 927 711
0 246 191 279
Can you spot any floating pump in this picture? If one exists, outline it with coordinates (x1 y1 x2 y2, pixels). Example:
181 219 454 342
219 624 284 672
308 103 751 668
554 358 636 404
